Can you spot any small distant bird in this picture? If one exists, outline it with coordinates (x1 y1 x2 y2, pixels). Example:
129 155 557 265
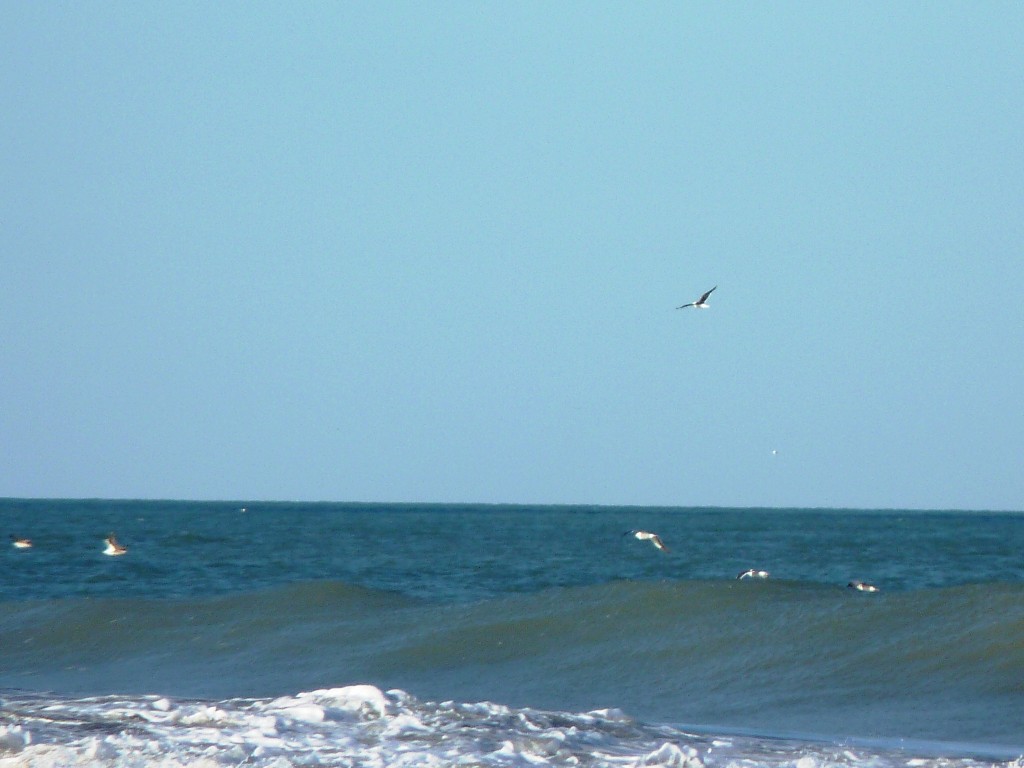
676 286 717 309
9 535 32 549
625 530 669 552
737 568 770 579
848 580 879 593
103 534 127 556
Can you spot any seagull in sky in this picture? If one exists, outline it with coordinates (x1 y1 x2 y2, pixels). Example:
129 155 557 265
625 530 669 552
676 286 717 309
103 534 128 556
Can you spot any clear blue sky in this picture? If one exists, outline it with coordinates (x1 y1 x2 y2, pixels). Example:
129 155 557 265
3 4 1022 509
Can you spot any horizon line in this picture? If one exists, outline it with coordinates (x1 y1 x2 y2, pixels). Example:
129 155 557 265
1 496 1021 515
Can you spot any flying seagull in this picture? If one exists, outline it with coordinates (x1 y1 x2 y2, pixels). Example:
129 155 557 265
676 286 717 309
9 535 32 549
737 568 770 579
103 534 128 556
848 580 879 593
625 530 669 552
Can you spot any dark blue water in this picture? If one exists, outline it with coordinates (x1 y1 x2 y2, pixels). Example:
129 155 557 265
1 500 1022 766
3 500 1020 601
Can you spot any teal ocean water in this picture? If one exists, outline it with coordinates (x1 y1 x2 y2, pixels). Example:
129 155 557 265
1 500 1022 767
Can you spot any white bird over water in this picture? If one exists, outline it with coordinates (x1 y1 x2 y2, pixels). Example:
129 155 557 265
625 530 669 552
737 568 770 579
676 286 717 309
9 535 32 549
103 534 128 556
848 580 879 593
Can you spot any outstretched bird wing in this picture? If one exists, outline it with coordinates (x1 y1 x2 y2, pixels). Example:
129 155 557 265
698 286 717 303
677 286 716 308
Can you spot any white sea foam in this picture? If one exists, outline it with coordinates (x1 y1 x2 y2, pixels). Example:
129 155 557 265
0 686 1018 768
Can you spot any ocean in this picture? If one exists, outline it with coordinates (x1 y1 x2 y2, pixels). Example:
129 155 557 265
1 499 1022 767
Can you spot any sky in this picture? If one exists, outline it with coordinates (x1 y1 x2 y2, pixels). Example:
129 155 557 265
2 3 1023 510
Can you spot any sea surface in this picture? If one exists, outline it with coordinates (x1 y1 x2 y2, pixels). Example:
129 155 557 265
1 499 1022 767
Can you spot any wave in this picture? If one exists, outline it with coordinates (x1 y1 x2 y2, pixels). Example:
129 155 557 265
3 579 1023 686
2 685 1019 768
3 577 1023 666
2 579 1023 746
